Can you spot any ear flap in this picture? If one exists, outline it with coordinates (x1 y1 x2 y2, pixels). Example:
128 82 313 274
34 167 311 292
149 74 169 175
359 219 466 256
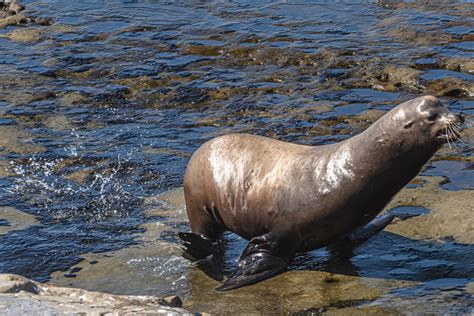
404 121 414 129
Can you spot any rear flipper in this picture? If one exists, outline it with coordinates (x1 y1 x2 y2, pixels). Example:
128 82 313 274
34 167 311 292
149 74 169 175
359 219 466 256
216 234 292 291
348 211 421 243
179 232 219 261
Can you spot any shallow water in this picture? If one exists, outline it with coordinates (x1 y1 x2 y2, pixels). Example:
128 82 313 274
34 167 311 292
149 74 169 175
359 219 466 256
0 0 473 313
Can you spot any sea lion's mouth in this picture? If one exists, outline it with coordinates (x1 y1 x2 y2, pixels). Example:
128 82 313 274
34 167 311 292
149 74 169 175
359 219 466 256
436 121 463 144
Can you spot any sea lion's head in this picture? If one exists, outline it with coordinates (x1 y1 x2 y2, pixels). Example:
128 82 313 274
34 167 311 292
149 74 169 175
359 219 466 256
390 95 464 148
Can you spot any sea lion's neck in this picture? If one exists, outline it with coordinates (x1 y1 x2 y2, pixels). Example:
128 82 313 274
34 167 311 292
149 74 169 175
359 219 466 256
348 123 439 181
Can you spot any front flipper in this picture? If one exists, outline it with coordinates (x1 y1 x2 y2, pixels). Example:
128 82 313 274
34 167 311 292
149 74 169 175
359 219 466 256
179 232 220 261
216 234 293 291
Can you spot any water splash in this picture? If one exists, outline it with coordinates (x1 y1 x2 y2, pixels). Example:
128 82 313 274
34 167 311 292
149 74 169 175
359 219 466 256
127 254 191 293
7 132 142 223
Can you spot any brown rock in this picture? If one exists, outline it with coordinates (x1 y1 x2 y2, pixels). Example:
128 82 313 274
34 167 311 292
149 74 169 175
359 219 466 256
0 274 38 294
0 273 189 314
163 295 183 308
0 12 28 28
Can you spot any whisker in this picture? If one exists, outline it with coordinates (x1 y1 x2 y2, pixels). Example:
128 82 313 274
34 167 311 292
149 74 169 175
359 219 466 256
452 121 464 131
448 125 463 154
451 124 462 134
453 132 466 145
450 124 467 145
455 135 465 145
445 127 452 150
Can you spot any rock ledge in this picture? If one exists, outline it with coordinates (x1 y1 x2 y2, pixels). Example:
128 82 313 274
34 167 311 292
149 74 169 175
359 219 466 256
0 274 190 315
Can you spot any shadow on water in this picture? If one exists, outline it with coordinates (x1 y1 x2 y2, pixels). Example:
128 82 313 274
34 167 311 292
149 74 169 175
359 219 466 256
195 229 474 286
308 232 473 283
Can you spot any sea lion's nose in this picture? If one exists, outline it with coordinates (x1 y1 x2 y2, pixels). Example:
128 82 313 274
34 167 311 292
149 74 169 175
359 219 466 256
457 114 465 124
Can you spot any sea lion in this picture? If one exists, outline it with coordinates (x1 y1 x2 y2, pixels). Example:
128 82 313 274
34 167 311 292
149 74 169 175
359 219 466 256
179 95 464 291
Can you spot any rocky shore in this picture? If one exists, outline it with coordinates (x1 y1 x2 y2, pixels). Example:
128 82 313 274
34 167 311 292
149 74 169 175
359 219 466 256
0 274 190 315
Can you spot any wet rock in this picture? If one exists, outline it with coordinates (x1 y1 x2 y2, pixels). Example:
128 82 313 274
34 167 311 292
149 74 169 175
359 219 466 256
323 305 402 316
439 57 474 74
0 274 38 294
171 86 209 106
42 115 73 130
0 74 60 107
0 206 39 236
0 160 14 178
0 273 190 315
0 1 49 29
59 92 88 106
356 109 386 123
377 66 423 92
6 2 22 15
423 77 473 98
65 169 94 184
466 282 474 296
0 0 24 18
182 44 223 57
412 57 439 70
309 124 333 136
223 45 317 67
375 1 474 19
0 12 27 28
339 109 387 134
163 295 183 308
385 176 474 244
0 126 45 154
185 268 387 314
208 87 249 101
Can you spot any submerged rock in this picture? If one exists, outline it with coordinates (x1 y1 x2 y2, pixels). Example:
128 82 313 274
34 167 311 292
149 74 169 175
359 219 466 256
2 27 45 42
0 207 39 236
0 273 190 315
0 126 45 154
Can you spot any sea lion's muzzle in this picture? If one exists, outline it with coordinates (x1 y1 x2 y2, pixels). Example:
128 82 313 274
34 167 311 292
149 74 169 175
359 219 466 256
437 112 464 142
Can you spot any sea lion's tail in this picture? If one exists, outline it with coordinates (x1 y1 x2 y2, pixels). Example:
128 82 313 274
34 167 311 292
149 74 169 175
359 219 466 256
178 232 215 261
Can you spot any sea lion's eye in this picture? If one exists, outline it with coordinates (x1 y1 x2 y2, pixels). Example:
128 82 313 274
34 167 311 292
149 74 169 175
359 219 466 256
427 112 438 121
